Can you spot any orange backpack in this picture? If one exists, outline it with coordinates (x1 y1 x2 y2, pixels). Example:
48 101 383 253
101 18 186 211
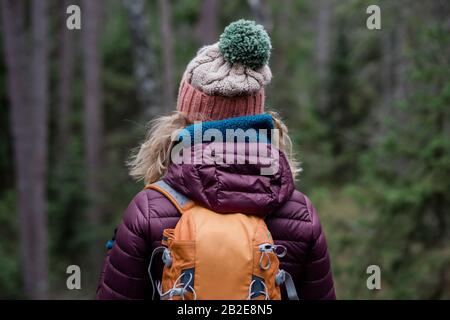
146 180 299 300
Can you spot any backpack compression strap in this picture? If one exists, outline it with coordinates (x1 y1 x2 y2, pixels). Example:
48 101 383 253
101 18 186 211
145 180 194 299
145 180 194 214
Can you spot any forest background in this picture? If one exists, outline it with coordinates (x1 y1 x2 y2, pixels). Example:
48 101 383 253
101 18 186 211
0 0 449 299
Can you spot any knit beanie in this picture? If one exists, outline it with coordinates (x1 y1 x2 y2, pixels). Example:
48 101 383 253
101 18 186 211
177 19 272 122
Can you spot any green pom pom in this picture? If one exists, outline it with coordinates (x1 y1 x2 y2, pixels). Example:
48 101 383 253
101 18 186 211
219 19 271 69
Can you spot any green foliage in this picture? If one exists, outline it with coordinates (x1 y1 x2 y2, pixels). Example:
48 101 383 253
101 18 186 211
293 0 450 299
219 19 271 69
355 8 450 299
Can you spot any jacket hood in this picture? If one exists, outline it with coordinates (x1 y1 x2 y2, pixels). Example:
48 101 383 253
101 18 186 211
163 114 294 216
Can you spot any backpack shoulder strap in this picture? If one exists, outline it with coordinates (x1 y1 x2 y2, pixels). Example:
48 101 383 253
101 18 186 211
145 180 194 214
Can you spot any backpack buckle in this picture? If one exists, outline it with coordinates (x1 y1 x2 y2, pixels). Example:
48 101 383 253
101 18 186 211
258 243 288 270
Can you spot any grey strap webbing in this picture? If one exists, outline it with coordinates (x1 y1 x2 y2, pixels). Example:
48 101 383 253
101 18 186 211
276 269 299 300
146 180 191 214
284 271 299 300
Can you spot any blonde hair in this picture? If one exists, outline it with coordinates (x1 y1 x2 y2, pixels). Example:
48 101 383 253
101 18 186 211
268 110 302 179
128 111 301 184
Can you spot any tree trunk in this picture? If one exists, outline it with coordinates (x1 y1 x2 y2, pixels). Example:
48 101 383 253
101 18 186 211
272 0 292 90
57 0 76 150
373 2 408 147
376 28 394 143
122 0 157 116
158 0 175 111
315 0 333 112
82 0 103 258
1 0 49 299
247 0 273 32
195 0 219 45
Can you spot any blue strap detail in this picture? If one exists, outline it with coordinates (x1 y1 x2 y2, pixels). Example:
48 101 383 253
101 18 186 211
106 239 115 250
105 228 117 250
250 275 266 299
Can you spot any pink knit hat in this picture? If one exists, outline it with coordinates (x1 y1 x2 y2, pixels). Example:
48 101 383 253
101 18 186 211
176 20 272 122
177 80 266 122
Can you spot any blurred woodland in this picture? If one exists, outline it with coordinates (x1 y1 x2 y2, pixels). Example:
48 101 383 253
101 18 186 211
0 0 449 299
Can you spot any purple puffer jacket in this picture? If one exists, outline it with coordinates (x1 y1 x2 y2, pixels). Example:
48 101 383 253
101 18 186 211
96 142 336 300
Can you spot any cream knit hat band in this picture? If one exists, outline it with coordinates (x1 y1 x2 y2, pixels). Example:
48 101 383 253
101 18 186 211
176 20 272 122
